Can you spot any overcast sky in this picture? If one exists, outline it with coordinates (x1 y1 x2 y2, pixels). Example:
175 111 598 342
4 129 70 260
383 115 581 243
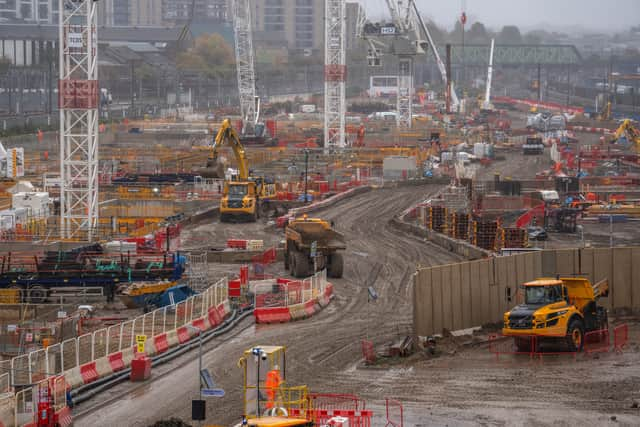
362 0 640 33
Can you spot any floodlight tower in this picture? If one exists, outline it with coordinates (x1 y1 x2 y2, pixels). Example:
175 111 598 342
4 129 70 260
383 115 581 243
324 0 347 151
59 0 99 241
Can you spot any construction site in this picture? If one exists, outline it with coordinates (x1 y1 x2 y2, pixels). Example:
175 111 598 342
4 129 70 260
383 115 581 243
0 0 639 426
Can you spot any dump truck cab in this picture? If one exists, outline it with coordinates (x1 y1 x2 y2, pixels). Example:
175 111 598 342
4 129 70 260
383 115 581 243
503 277 609 351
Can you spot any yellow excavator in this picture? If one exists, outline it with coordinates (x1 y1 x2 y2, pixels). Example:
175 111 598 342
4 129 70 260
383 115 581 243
211 119 276 222
611 119 640 153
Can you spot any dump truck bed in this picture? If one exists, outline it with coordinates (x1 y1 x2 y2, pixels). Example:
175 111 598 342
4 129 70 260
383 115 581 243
286 225 346 250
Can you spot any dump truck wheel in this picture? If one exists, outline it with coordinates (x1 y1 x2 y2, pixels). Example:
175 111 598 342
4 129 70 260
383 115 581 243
293 251 310 278
28 286 48 304
289 252 297 275
284 250 290 270
566 318 585 352
328 253 344 278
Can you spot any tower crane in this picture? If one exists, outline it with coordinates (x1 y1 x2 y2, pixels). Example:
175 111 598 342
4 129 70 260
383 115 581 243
407 0 460 111
359 0 460 127
232 0 259 135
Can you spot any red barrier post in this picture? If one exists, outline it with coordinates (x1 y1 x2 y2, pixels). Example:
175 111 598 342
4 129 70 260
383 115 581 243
614 323 629 353
385 398 404 427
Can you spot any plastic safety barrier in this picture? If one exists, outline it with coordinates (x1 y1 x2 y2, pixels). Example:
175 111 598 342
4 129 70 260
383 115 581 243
154 334 169 354
304 300 317 317
176 326 192 344
79 362 99 385
289 303 307 320
254 307 291 324
385 398 404 427
108 352 126 372
208 306 222 327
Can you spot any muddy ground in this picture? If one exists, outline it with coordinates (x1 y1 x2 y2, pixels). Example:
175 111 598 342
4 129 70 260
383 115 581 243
73 185 640 427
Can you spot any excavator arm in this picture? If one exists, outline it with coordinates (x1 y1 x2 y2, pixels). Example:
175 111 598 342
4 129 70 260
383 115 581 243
212 119 249 180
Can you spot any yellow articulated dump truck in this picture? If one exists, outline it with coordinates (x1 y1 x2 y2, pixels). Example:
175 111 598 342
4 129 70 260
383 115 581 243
503 277 609 352
284 216 345 278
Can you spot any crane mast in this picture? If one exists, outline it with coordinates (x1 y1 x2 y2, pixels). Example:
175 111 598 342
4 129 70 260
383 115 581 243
324 0 347 150
483 38 495 110
232 0 258 133
408 0 460 110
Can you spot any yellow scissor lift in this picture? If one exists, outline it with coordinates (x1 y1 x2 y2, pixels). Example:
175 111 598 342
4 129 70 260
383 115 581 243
237 346 312 427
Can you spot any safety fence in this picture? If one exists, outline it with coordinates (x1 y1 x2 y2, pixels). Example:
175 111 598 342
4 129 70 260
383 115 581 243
289 393 372 427
253 269 332 324
9 276 229 388
385 398 404 427
250 247 278 279
11 373 71 427
489 324 629 361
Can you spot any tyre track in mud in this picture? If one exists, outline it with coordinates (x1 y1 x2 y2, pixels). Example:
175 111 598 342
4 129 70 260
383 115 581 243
77 184 465 426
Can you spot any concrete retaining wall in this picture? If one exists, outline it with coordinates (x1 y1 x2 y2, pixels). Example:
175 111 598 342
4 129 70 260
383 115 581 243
413 247 640 338
390 217 492 260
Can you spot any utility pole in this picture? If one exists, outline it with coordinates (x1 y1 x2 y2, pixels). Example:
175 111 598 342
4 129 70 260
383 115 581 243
130 60 135 116
537 63 541 103
304 149 309 204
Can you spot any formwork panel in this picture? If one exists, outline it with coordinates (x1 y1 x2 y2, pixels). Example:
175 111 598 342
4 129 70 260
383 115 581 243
460 262 472 329
555 249 577 276
469 261 482 326
632 249 640 312
541 250 557 277
450 264 463 331
431 267 443 336
593 248 613 311
612 248 632 311
413 268 432 337
479 259 493 324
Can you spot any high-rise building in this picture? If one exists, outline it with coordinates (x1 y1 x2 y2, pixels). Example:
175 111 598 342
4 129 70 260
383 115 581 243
131 0 162 26
252 0 323 51
98 0 162 27
162 0 228 25
0 0 59 24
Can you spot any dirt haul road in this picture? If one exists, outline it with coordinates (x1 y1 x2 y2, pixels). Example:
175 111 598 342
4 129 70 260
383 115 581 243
74 185 640 426
74 184 462 426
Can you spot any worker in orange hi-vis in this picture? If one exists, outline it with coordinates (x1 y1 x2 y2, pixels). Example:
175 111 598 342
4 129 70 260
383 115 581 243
37 129 43 143
264 365 282 409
